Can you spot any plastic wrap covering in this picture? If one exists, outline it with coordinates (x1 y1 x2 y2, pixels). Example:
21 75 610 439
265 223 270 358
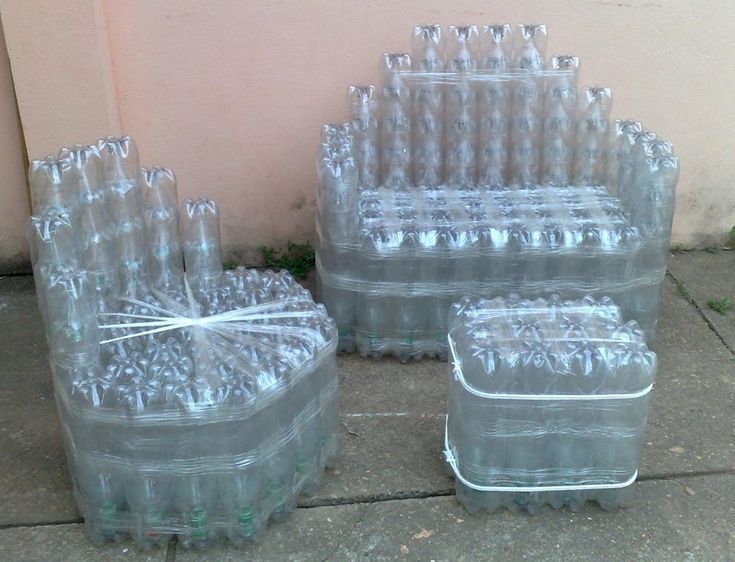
445 294 656 513
316 23 679 359
28 136 339 549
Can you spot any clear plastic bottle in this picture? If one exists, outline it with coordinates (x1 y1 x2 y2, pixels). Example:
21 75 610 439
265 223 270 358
43 269 101 370
510 24 547 186
181 197 224 290
317 152 360 244
257 368 297 523
513 24 547 71
141 167 184 293
59 144 107 203
116 219 150 297
176 472 217 548
61 145 118 299
420 218 459 355
619 126 651 213
355 226 390 357
477 24 512 187
478 24 513 72
628 155 679 334
28 212 81 273
42 270 123 541
606 119 641 198
98 136 143 226
141 166 178 213
125 469 172 548
79 200 119 301
348 85 380 189
321 122 352 149
541 55 579 186
29 156 77 217
147 208 185 292
412 24 444 73
411 25 444 187
379 53 413 189
445 25 479 188
316 154 359 349
395 219 422 361
572 87 613 186
97 136 149 297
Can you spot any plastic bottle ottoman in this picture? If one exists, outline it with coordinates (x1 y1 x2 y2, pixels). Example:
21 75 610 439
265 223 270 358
444 294 656 513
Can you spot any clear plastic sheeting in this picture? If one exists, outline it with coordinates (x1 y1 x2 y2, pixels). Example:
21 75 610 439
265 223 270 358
28 136 339 549
444 294 656 514
316 23 678 360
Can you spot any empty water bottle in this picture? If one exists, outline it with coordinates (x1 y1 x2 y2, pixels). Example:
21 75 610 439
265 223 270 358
380 53 413 189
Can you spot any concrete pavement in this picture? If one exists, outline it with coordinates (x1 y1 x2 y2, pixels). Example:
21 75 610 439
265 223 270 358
0 251 733 561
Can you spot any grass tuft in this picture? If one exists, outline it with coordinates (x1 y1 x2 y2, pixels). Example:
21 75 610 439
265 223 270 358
675 279 689 299
707 297 734 315
260 242 315 280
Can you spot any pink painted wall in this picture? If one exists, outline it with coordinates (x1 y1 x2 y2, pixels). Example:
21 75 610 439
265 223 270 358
0 19 29 272
0 0 734 270
102 0 735 259
1 0 120 155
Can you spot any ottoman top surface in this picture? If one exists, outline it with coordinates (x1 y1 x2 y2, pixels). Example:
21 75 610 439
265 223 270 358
448 294 656 396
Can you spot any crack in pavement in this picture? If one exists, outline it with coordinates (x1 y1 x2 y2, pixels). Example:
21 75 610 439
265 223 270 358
320 503 371 562
165 536 177 562
300 488 456 509
0 518 83 530
3 469 734 531
666 269 735 356
637 468 735 482
299 467 735 510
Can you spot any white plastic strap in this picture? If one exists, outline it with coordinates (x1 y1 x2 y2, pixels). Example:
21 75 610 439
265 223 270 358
443 416 637 492
447 334 653 401
98 279 318 345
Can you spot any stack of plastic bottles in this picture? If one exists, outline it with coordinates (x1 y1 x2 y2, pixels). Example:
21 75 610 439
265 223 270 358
444 294 656 513
27 137 339 548
316 23 679 360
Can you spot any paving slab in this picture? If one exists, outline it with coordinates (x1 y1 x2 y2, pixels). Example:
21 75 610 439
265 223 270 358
643 275 735 476
337 354 445 416
2 273 735 526
0 277 76 525
0 524 167 562
308 414 451 504
668 250 735 352
172 473 735 562
2 474 733 561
